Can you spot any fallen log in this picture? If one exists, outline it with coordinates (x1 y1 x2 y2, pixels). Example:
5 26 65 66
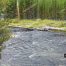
36 26 65 31
9 26 66 32
44 26 65 30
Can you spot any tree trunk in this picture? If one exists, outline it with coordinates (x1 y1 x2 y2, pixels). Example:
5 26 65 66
17 0 20 20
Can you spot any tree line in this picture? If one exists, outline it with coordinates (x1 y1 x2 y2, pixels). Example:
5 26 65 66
0 0 66 20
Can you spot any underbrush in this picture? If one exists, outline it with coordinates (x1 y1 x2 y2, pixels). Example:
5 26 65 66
0 20 10 51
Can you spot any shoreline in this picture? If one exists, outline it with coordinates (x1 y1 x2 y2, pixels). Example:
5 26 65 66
9 26 66 32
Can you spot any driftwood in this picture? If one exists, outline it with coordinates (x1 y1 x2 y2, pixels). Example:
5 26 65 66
36 26 65 31
44 26 65 30
9 26 65 31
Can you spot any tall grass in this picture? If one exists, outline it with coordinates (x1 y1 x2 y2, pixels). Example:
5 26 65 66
0 0 66 19
0 20 10 44
0 20 10 52
17 0 66 19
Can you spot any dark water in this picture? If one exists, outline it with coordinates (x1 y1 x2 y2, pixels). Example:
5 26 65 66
1 28 66 66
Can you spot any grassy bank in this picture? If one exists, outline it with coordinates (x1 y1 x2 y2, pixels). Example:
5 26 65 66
0 20 10 51
9 19 66 29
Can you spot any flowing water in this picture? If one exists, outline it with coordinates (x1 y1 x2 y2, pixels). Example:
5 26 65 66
1 27 66 66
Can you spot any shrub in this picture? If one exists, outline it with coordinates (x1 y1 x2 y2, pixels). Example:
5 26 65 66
0 20 10 51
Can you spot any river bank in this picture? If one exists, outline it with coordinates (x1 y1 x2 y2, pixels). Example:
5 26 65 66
9 19 66 32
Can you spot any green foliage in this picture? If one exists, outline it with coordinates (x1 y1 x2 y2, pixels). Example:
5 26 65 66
0 20 10 52
9 19 66 29
0 0 66 19
0 20 10 45
6 0 16 18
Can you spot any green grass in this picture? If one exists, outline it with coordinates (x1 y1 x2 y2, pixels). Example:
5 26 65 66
0 20 10 51
9 19 66 29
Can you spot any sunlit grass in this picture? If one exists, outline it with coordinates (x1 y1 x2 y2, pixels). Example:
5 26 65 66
9 19 66 29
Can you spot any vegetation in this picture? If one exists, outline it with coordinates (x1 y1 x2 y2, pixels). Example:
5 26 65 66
0 0 66 19
0 0 66 48
0 20 10 51
9 19 66 29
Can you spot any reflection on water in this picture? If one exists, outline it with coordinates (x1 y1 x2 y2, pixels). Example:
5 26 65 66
1 28 66 66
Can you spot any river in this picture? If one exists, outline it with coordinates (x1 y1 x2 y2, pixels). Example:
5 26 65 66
1 27 66 66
